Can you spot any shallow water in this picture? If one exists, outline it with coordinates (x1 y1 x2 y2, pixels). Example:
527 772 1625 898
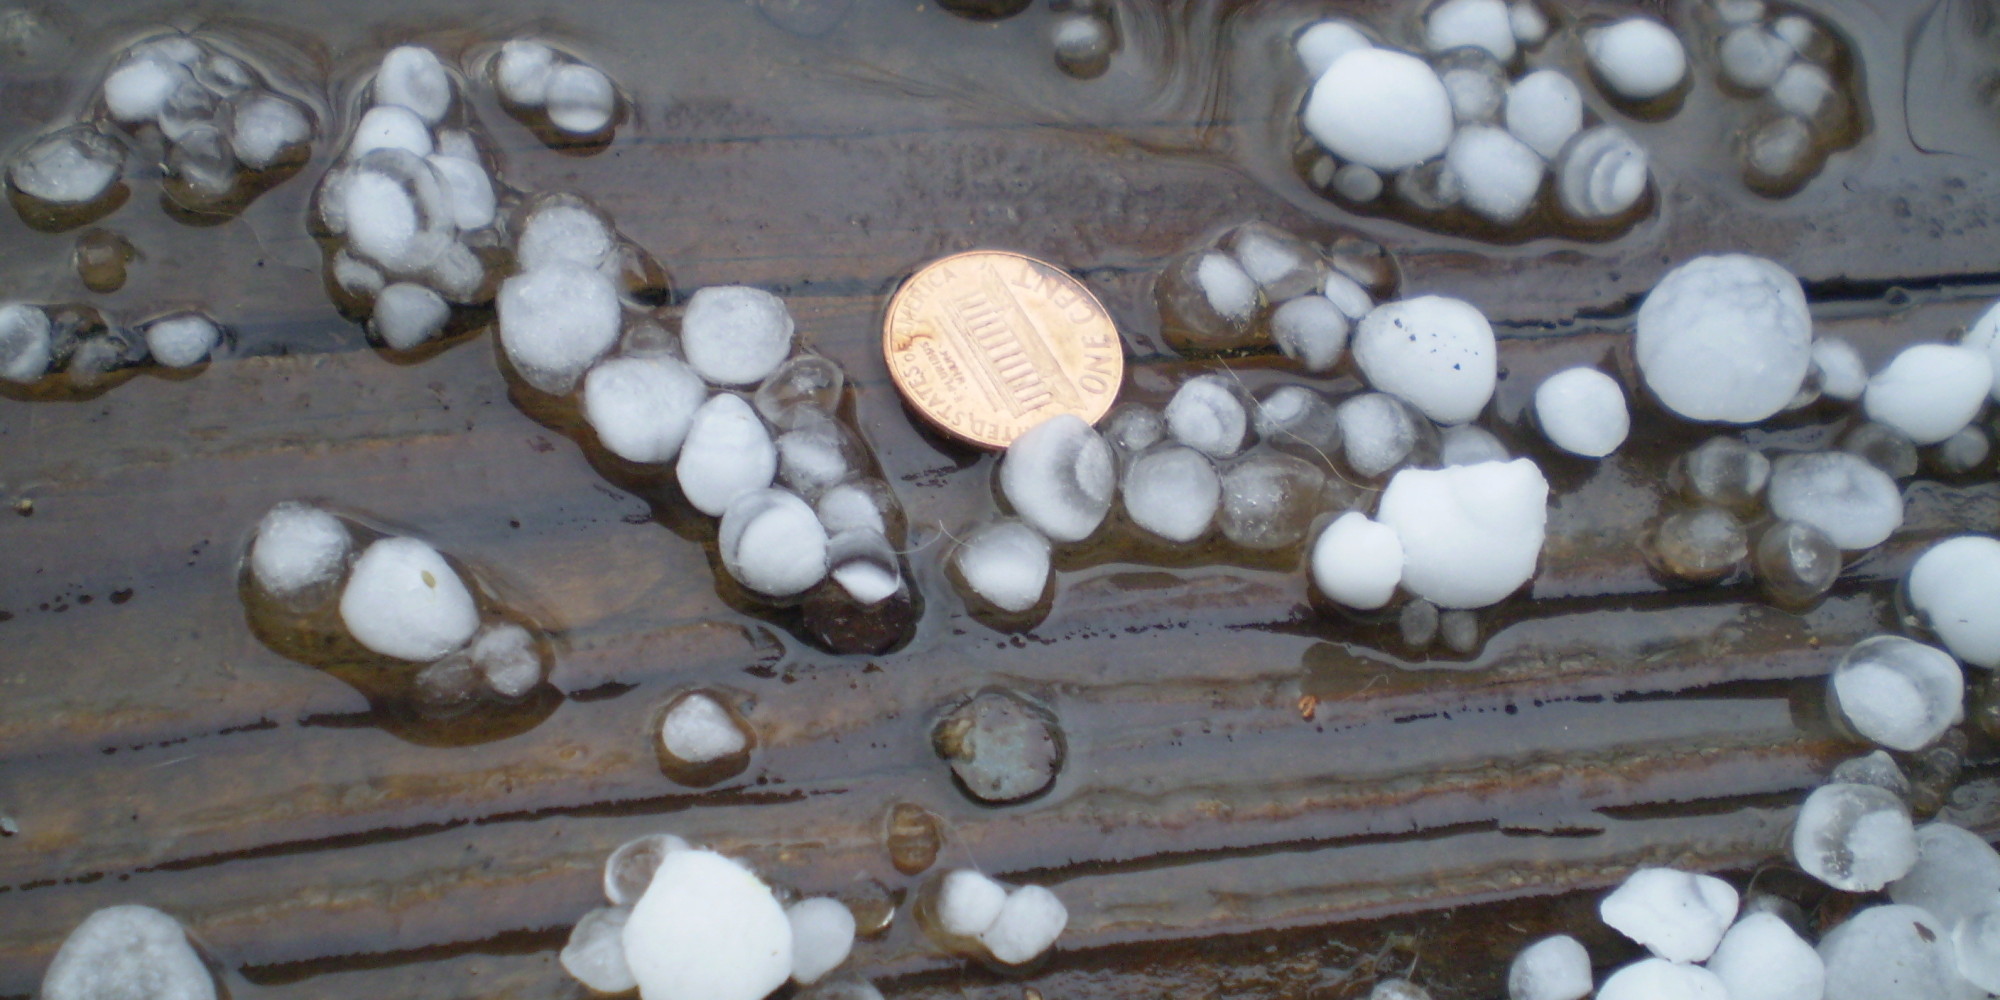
3 0 2000 997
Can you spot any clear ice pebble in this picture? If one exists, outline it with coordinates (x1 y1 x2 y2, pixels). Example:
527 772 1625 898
755 355 845 430
546 64 617 134
8 125 123 205
1440 424 1507 465
349 104 433 158
787 898 856 985
1438 51 1506 126
718 489 828 597
1706 911 1825 1000
1721 26 1794 91
622 849 794 1000
682 286 795 386
1936 426 1990 474
1271 295 1350 372
1506 934 1591 1000
1311 512 1404 610
1375 458 1549 608
338 537 480 661
953 519 1051 613
827 528 899 604
1534 367 1629 457
1636 254 1811 423
1504 70 1583 159
1333 163 1384 202
1771 63 1834 120
468 622 541 698
1295 20 1372 78
1793 782 1918 891
143 313 219 368
228 92 311 170
1889 821 2000 926
1555 125 1649 220
496 40 558 106
1596 959 1729 1000
250 501 351 597
371 282 450 350
375 46 453 124
1426 0 1516 61
1445 125 1544 224
661 693 748 764
1353 296 1497 424
426 153 496 231
1864 344 1993 445
0 302 52 383
606 833 693 906
1218 452 1327 549
1337 392 1423 477
1302 49 1455 172
1051 15 1114 78
1256 385 1341 457
498 263 621 394
1755 520 1841 606
1810 338 1868 401
816 480 892 538
1598 867 1738 963
1122 445 1220 543
1818 904 1982 1000
977 885 1067 965
1680 437 1770 509
1952 908 2000 993
517 199 613 271
1585 18 1688 100
679 395 779 516
1000 414 1115 542
1510 1 1548 45
584 356 708 464
1766 451 1902 549
1830 635 1964 751
1829 749 1911 798
777 416 864 499
1909 536 2000 668
562 907 638 994
936 869 1008 937
104 57 191 123
1223 222 1321 301
1165 375 1250 458
40 905 216 1000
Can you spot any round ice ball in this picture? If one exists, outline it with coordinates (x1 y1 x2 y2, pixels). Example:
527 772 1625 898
1907 535 2000 669
1585 18 1687 101
1636 254 1811 424
1302 48 1454 172
682 286 795 387
1828 635 1964 752
338 536 481 662
1534 367 1628 458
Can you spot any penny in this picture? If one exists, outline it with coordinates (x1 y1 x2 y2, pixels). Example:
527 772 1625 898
883 250 1124 449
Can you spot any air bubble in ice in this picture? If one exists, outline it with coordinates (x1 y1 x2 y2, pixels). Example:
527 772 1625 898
999 414 1115 542
1302 49 1454 172
1793 782 1918 891
1636 254 1811 423
1767 451 1903 550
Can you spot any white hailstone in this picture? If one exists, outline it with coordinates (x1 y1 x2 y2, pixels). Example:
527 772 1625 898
371 282 450 350
338 537 480 662
954 520 1051 612
1863 344 1993 445
496 40 558 106
937 870 1009 937
425 153 495 231
8 126 124 205
1332 163 1384 202
1585 18 1687 100
1793 783 1918 891
0 302 52 383
1908 535 2000 668
786 899 855 985
228 92 312 170
1720 26 1794 91
1962 300 2000 401
425 242 486 304
977 885 1067 965
467 622 541 698
517 200 613 271
1506 934 1590 1000
1830 635 1964 751
718 489 828 597
40 905 216 1000
1368 981 1430 1000
1272 295 1350 372
622 850 793 1000
1445 125 1544 224
682 286 795 386
1889 822 2000 926
1440 424 1508 465
1534 367 1628 457
1509 0 1548 45
131 34 203 66
1818 904 1982 1000
1302 48 1455 171
1165 375 1250 458
1377 459 1547 608
1636 254 1811 424
816 481 891 537
584 356 708 464
250 502 351 596
1310 512 1404 610
1295 20 1372 78
1706 912 1825 1000
349 104 433 158
546 64 617 134
1228 224 1320 299
1426 0 1515 61
1353 296 1497 424
661 693 747 764
562 907 638 994
1193 252 1259 325
1954 909 2000 993
144 314 220 368
1320 271 1374 321
1337 392 1421 477
1766 451 1902 549
1000 414 1115 542
1596 959 1729 1000
497 263 620 394
1504 70 1582 159
104 57 191 123
606 833 693 906
678 395 778 516
1810 338 1868 401
1771 62 1833 120
1555 125 1649 220
375 46 453 123
1598 867 1738 963
1716 0 1768 27
1122 445 1220 543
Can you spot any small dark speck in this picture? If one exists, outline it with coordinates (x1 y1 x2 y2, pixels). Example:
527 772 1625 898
109 589 133 604
0 610 12 623
1453 363 1461 370
77 594 92 605
530 436 556 453
508 519 521 530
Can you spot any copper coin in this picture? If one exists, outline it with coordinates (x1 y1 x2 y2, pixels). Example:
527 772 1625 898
883 250 1124 449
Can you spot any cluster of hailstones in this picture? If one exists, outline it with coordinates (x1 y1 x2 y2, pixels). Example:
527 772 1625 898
490 39 620 136
5 31 313 219
0 300 226 388
1294 0 1680 229
244 500 551 708
1707 0 1860 194
560 836 1068 999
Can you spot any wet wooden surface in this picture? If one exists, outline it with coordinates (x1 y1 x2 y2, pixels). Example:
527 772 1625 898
4 0 2000 997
